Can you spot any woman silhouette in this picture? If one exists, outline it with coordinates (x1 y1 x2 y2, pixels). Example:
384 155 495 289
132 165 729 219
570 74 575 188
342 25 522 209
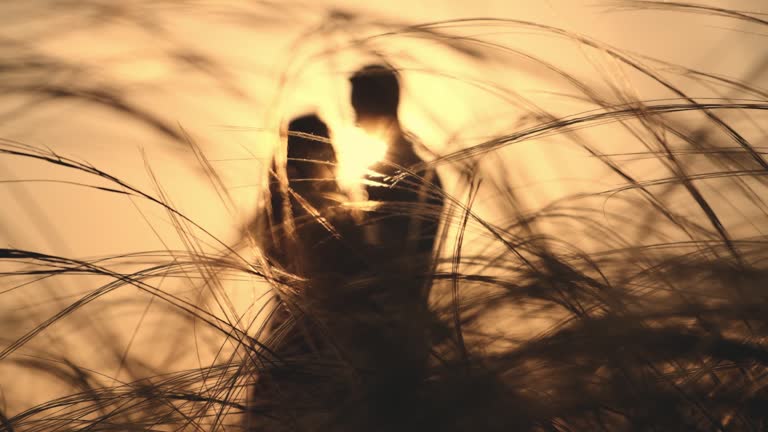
249 114 355 431
259 114 348 277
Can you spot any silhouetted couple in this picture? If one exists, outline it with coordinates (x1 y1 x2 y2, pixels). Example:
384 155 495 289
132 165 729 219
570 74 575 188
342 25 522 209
251 65 444 430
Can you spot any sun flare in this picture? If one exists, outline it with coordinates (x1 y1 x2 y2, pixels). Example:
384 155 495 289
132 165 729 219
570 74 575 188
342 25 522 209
333 125 388 190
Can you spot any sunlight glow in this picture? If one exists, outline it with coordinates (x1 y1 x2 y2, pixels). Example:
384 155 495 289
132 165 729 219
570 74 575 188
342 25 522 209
334 126 388 190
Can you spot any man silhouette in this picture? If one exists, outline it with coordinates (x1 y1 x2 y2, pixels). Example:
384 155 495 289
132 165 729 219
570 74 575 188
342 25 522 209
349 64 444 281
347 64 445 394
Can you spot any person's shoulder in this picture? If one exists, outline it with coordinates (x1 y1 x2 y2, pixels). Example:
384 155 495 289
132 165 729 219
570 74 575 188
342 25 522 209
390 131 419 163
400 130 420 150
399 130 441 178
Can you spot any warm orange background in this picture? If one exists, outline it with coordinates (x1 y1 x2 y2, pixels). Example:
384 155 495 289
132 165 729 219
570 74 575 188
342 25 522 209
1 0 765 415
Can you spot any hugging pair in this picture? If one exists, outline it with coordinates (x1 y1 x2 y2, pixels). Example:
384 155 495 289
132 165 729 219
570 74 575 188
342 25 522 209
261 64 444 284
252 65 443 408
250 66 445 429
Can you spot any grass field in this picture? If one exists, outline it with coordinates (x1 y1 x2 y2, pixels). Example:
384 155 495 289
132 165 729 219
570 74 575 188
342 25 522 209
1 1 767 430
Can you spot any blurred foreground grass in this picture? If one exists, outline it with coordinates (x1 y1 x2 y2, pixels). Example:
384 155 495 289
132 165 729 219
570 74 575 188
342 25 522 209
1 1 768 430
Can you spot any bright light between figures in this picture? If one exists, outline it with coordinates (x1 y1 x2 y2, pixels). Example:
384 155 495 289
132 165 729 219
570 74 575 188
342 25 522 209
334 126 388 190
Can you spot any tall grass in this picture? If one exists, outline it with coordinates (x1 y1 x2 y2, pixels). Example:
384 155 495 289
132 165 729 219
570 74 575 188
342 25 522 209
1 1 768 431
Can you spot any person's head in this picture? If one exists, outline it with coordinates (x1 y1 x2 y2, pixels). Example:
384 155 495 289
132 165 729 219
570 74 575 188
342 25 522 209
285 114 336 189
349 64 401 121
286 114 332 161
